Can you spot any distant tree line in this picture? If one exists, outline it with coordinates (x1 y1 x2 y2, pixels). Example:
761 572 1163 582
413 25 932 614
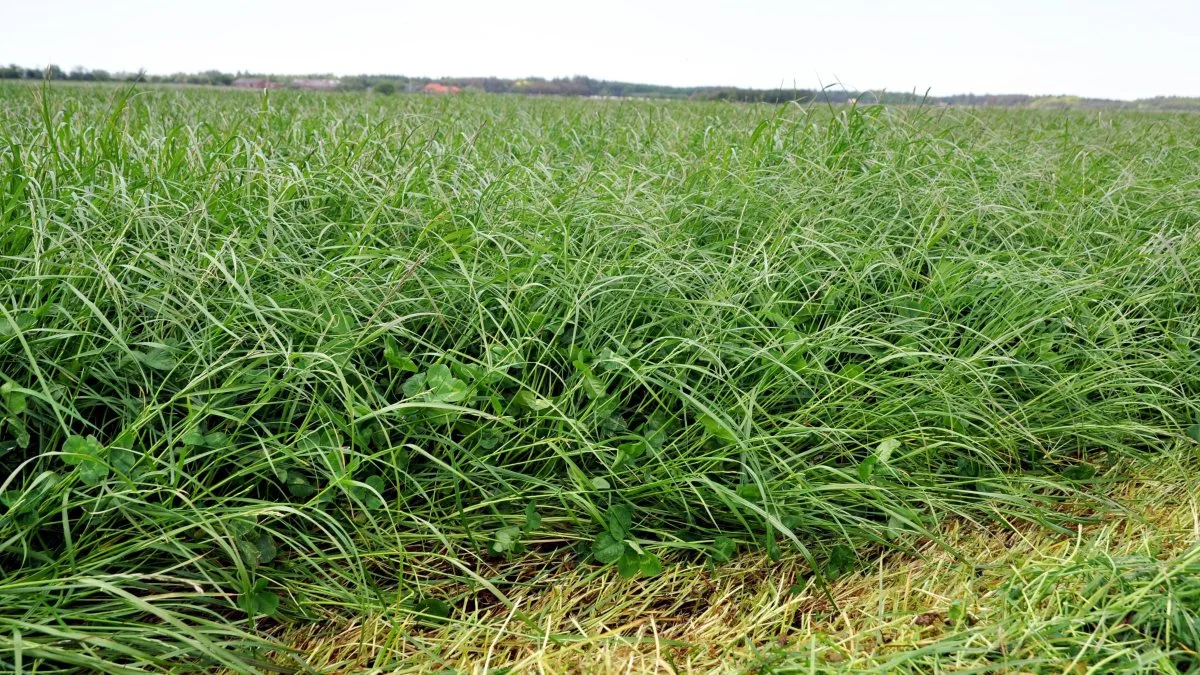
3 64 1198 110
333 75 916 104
0 65 329 87
0 64 121 81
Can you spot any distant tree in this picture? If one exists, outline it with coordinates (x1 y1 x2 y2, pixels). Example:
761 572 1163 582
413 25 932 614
0 64 21 79
374 82 396 95
480 77 508 93
206 70 234 86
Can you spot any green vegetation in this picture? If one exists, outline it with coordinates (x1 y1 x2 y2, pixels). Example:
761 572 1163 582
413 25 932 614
1 81 1198 672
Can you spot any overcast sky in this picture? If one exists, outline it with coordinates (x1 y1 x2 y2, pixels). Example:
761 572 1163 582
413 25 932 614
4 0 1198 99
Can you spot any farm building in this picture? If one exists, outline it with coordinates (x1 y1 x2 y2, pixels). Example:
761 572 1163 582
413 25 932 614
291 78 340 91
423 82 462 94
231 78 284 90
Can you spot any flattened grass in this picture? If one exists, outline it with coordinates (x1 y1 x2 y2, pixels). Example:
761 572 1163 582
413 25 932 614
277 445 1200 672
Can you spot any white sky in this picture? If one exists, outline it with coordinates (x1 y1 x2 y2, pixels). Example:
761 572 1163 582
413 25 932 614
4 0 1198 99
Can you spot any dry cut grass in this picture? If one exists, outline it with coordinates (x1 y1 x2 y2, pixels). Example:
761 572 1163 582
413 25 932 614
276 449 1200 673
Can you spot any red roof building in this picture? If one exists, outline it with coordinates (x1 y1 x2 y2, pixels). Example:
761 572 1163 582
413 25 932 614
423 82 462 94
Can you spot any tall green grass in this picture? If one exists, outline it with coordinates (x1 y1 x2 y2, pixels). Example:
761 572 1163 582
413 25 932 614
1 82 1198 671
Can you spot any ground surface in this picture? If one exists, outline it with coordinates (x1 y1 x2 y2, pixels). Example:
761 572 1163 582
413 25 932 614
1 83 1198 673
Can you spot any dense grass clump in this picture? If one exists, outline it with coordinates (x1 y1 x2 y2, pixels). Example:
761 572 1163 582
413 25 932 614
1 82 1198 671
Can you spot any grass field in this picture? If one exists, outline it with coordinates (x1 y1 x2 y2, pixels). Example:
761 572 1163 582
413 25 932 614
1 82 1198 673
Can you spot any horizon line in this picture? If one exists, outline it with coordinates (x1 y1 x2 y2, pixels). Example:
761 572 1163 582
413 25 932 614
4 63 1198 102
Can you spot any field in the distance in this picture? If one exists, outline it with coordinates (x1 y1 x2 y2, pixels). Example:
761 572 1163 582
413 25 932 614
1 83 1198 673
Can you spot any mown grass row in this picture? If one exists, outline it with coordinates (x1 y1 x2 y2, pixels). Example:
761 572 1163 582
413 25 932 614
1 82 1198 671
277 448 1200 672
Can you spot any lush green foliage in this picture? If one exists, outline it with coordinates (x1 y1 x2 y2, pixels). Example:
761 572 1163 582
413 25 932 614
1 82 1198 671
